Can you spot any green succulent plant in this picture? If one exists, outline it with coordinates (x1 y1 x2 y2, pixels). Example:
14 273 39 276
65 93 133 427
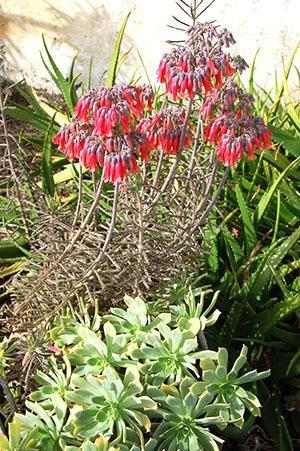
148 377 224 451
192 345 270 429
104 295 171 341
66 366 157 446
0 418 39 450
131 322 217 385
170 287 221 332
15 394 69 450
63 323 134 376
30 357 72 408
0 337 16 376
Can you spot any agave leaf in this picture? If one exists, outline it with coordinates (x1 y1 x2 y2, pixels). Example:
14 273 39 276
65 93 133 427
282 58 300 133
5 103 51 133
269 42 299 117
252 292 300 338
268 125 300 158
87 56 93 90
0 260 27 278
246 227 300 302
136 48 152 86
31 88 69 126
37 162 87 188
106 12 131 87
249 48 260 95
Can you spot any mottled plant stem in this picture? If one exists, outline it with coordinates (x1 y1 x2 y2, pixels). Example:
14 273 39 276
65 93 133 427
0 374 16 414
16 164 106 311
150 149 164 197
174 166 230 251
73 162 83 226
44 182 120 322
147 99 193 213
197 330 208 350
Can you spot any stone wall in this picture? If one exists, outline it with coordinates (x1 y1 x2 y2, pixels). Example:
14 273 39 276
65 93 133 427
0 0 299 91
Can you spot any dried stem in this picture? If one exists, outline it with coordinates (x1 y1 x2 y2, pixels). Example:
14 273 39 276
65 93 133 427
174 166 230 252
147 99 193 212
0 92 31 243
73 162 83 226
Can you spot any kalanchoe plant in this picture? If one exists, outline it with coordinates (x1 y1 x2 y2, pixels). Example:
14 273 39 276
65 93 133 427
192 346 270 429
14 0 273 330
53 85 154 183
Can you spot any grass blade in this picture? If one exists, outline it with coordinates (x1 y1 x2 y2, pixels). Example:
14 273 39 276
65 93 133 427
106 12 131 87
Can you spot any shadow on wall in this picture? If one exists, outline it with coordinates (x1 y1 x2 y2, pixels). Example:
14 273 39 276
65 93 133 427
0 0 136 88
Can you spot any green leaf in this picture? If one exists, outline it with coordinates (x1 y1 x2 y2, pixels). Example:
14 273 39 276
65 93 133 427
282 58 300 133
269 42 299 118
249 48 260 95
235 185 257 254
42 114 55 196
252 292 300 337
247 227 300 301
106 12 131 87
254 156 300 225
268 125 300 157
41 35 76 113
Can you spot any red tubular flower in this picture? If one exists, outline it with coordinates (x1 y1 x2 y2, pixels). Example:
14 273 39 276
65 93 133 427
53 84 154 185
157 23 245 100
80 136 105 171
103 151 140 184
74 85 153 126
53 124 87 161
138 108 193 155
205 113 272 167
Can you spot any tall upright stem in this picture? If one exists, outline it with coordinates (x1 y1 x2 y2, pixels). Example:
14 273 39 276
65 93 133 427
147 99 193 213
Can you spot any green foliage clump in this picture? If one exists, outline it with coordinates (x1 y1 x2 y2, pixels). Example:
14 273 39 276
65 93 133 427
0 295 269 450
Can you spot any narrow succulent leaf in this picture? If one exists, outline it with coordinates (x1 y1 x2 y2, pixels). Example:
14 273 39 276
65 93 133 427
252 292 300 337
107 12 131 87
247 227 300 301
235 185 257 254
41 34 75 112
41 114 56 196
268 125 300 158
254 156 300 225
249 48 260 94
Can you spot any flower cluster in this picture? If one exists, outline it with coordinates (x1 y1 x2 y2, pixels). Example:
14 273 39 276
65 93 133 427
137 108 194 155
158 23 247 100
200 80 254 120
53 21 272 181
204 113 272 166
200 80 272 166
53 85 153 183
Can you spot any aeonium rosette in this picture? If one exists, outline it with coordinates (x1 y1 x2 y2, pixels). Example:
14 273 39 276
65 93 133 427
53 84 154 184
